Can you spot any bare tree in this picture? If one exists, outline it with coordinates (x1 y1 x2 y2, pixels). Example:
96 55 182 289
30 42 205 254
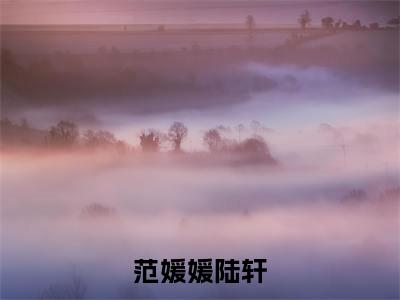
48 120 79 146
299 10 311 30
250 120 261 135
82 129 117 148
168 121 188 152
236 124 245 143
216 125 232 135
203 129 222 152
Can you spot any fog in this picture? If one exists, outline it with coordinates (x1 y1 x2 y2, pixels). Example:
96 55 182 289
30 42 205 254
1 15 399 298
5 60 397 161
1 150 399 298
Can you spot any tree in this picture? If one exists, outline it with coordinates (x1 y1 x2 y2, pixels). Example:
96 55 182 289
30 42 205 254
81 203 115 218
168 121 188 152
140 129 162 152
321 17 334 29
250 120 261 135
236 124 245 142
40 272 86 299
246 15 255 32
48 120 79 146
234 136 276 164
352 19 362 29
203 129 222 152
82 129 117 148
387 16 399 26
341 21 350 29
334 19 342 29
298 10 311 30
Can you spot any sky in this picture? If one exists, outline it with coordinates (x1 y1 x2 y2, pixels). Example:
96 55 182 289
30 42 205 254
1 0 399 25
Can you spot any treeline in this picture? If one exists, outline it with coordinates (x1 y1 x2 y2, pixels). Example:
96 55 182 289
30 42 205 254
2 23 397 106
245 10 399 31
0 118 277 164
2 37 395 110
1 47 276 105
282 12 398 46
305 11 399 31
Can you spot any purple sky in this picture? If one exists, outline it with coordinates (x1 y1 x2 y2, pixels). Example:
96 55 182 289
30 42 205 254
1 0 398 26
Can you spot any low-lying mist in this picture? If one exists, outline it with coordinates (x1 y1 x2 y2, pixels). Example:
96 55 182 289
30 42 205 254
1 151 399 298
1 27 399 299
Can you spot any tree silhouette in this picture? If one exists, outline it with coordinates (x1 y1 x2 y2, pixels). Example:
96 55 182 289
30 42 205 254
250 120 261 135
234 136 276 164
40 272 86 299
168 121 188 152
203 129 222 152
321 17 334 29
341 21 350 29
82 129 117 148
246 15 255 32
81 203 115 218
299 10 311 30
334 19 342 29
352 20 362 30
387 16 399 26
48 121 79 146
140 129 162 152
236 124 245 142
